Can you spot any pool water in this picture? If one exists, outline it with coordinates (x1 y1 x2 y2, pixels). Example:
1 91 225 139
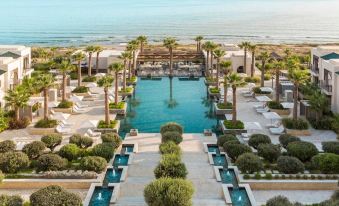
113 154 129 166
89 187 113 206
207 145 220 154
104 168 122 184
213 154 226 166
121 145 134 153
220 169 238 187
119 77 221 137
229 188 252 206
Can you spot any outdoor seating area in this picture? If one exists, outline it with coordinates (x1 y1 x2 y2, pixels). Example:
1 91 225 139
138 62 203 77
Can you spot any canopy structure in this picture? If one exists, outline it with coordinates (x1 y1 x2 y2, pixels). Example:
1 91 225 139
281 102 294 109
244 122 263 130
255 95 272 102
263 112 282 120
260 87 273 93
80 120 99 128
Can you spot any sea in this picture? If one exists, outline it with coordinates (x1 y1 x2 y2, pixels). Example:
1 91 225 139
1 0 339 46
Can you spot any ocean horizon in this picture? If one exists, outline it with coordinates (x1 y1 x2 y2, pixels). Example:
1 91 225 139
1 0 339 46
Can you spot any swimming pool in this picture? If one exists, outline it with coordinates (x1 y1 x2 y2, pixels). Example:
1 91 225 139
119 77 221 137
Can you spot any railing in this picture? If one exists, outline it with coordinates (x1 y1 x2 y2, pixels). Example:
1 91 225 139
320 80 332 93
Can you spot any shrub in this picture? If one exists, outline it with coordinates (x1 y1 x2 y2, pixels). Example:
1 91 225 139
277 156 304 174
36 154 68 172
58 144 80 161
0 152 30 173
57 100 73 108
252 86 271 94
22 141 46 159
0 170 3 183
70 134 93 149
82 75 96 82
0 194 24 206
311 153 339 174
287 141 318 162
154 154 187 179
91 143 115 161
216 102 232 109
80 156 107 173
109 102 125 109
72 86 88 93
248 134 271 149
0 140 16 153
309 116 334 130
8 117 30 129
160 122 183 135
223 120 244 129
209 87 220 93
257 143 281 163
70 72 77 80
244 76 260 83
279 134 300 148
264 74 271 80
144 178 194 206
267 101 284 110
41 134 62 151
217 134 237 147
30 185 82 206
235 153 263 173
162 131 183 144
322 141 339 155
97 120 117 129
282 118 309 130
266 195 293 206
159 141 181 156
223 142 251 160
101 133 122 149
34 119 58 128
264 173 273 180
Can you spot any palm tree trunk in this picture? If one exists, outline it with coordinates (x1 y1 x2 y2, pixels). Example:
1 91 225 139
224 78 227 104
44 88 48 120
88 53 92 76
96 52 100 74
261 61 265 87
104 87 110 124
216 59 220 89
77 61 81 87
123 60 127 90
275 70 280 102
293 84 298 120
232 87 237 124
244 48 247 74
196 42 199 52
169 48 173 77
251 52 255 77
62 72 66 101
210 52 213 75
132 51 136 77
141 43 144 53
15 107 20 121
128 60 132 79
206 51 209 77
115 72 119 105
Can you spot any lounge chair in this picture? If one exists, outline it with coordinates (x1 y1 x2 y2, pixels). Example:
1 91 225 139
256 107 269 113
75 102 88 108
86 129 101 137
56 125 71 134
269 125 285 135
242 91 254 97
61 120 74 127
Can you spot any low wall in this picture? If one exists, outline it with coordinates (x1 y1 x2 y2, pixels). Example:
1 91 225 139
243 180 338 190
0 179 100 189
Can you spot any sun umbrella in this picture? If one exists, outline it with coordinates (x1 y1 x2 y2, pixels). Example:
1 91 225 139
260 87 273 93
281 102 294 109
263 112 282 125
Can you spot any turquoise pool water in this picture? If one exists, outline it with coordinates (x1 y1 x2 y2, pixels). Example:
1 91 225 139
207 145 220 154
220 169 238 187
229 188 252 206
113 154 129 166
119 77 220 137
104 168 122 184
213 154 226 166
89 187 113 206
121 145 134 153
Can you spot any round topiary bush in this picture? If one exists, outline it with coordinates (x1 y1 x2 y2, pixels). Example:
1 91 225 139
223 142 251 161
287 141 318 162
154 154 187 179
0 170 4 183
22 141 46 159
101 133 122 149
0 194 24 206
36 154 68 172
161 131 183 144
91 143 114 161
248 134 271 149
279 134 300 148
311 153 339 174
217 134 237 147
58 144 80 161
41 134 62 151
80 156 107 173
144 178 194 206
277 156 304 174
0 140 16 153
266 195 293 206
0 151 29 173
70 134 93 149
159 141 181 156
160 122 183 136
235 153 263 173
257 143 281 163
322 141 339 155
30 185 82 206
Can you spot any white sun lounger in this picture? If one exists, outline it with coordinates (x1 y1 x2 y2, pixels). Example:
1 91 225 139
256 107 270 113
61 120 74 126
269 125 285 135
56 125 71 134
75 102 88 108
86 129 101 137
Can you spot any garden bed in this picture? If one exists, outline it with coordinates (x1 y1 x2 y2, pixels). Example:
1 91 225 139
53 107 73 114
119 87 134 97
208 87 221 98
95 120 120 133
220 120 247 135
214 103 232 115
126 76 138 85
29 127 57 135
109 102 127 115
286 129 311 136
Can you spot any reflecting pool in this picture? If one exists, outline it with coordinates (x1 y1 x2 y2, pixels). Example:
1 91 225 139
104 168 122 184
229 188 252 206
89 187 113 206
113 154 129 166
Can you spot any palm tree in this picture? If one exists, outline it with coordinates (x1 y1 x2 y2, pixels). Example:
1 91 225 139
283 48 292 60
58 60 75 101
209 42 218 75
239 42 251 74
220 61 232 104
72 52 86 87
35 74 55 120
272 61 285 102
227 73 246 124
248 44 257 77
127 40 138 77
202 41 215 77
258 51 271 87
108 63 124 105
5 85 30 121
288 68 309 120
163 37 178 78
119 51 132 91
136 36 147 53
194 36 204 52
213 49 226 89
94 46 103 74
309 91 328 122
85 46 96 76
97 76 114 125
127 51 133 79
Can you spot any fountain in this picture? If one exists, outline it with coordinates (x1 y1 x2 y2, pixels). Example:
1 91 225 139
104 167 122 183
97 192 102 200
113 154 129 166
89 187 114 206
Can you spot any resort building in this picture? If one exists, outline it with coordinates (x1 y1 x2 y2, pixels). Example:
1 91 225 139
86 49 124 72
220 44 252 75
0 45 32 107
310 46 339 113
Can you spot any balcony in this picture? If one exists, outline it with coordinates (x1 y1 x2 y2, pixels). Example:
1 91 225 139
310 64 319 76
320 80 332 94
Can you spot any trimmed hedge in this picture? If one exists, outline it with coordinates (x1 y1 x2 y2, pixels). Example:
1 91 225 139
248 134 271 149
277 156 304 174
34 119 58 128
282 118 309 130
0 152 30 173
101 133 122 149
91 143 115 161
311 153 339 174
223 142 251 161
159 141 181 156
0 140 16 153
160 122 183 135
217 134 237 147
80 156 107 173
154 154 187 179
82 75 97 82
235 153 263 173
57 100 73 108
267 101 284 110
0 194 24 206
322 141 339 155
72 86 88 93
266 195 293 206
257 143 281 163
279 134 300 148
223 120 244 129
70 134 93 149
22 141 46 159
58 144 80 161
287 141 318 162
41 134 62 151
162 131 183 144
36 154 68 172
